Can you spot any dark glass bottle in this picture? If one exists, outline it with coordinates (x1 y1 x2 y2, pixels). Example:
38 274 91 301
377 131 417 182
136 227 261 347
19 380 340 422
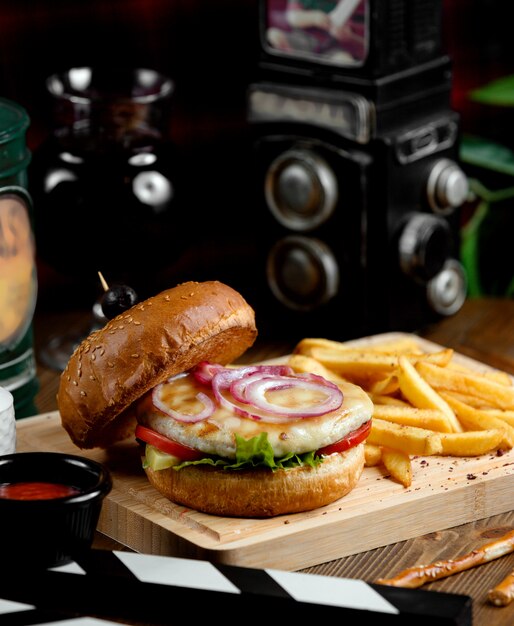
30 67 185 300
0 97 39 418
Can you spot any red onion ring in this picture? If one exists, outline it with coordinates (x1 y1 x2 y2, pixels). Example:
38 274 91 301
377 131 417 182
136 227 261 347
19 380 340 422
211 366 343 423
152 385 215 423
193 362 293 386
192 361 226 385
230 372 343 418
154 363 344 425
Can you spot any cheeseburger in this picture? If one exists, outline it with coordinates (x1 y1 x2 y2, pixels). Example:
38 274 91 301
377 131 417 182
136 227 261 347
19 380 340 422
58 280 373 517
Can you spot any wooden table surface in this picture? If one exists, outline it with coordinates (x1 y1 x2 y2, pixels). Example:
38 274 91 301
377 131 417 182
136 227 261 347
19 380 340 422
32 297 514 625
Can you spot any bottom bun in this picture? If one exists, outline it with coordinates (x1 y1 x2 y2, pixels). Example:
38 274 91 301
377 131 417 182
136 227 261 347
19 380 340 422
143 444 365 518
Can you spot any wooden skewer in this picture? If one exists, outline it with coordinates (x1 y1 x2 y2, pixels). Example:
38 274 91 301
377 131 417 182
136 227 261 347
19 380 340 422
98 271 109 292
488 569 514 607
375 529 514 589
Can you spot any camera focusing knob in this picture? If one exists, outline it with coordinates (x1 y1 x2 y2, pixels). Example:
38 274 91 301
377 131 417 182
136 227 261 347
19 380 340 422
398 213 452 283
265 149 338 231
266 235 339 311
426 259 467 316
427 158 468 214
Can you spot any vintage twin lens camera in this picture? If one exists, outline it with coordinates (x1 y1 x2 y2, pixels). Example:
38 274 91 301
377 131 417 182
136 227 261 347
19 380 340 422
247 0 468 340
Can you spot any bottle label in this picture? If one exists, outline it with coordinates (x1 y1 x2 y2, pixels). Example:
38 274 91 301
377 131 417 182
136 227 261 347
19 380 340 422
0 191 37 350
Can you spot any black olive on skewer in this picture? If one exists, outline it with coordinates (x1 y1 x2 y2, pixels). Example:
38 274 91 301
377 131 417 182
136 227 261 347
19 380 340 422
97 271 139 320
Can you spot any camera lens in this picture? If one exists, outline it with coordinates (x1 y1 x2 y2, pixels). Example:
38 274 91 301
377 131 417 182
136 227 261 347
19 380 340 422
426 158 468 215
426 259 467 315
265 149 337 231
266 235 339 311
398 213 452 282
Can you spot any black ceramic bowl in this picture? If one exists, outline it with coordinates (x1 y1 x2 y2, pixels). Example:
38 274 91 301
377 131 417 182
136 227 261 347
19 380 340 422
0 452 112 569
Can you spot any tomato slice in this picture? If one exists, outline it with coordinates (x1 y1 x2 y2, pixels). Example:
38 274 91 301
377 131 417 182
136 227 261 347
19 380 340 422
135 424 203 461
136 419 372 463
316 420 372 456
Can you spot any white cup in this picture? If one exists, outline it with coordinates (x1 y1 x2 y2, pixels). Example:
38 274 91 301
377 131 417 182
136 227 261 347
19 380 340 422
0 386 16 455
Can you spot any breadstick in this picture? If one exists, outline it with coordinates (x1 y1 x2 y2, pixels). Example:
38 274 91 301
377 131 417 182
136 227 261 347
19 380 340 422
375 529 514 588
488 569 514 606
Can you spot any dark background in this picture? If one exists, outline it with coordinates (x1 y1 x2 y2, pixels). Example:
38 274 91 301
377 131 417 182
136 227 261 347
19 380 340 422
0 1 509 155
0 0 258 151
1 0 512 310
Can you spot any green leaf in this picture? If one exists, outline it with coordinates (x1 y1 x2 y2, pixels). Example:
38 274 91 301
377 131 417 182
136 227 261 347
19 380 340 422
233 432 276 466
460 134 514 177
173 432 323 472
470 74 514 107
460 200 489 297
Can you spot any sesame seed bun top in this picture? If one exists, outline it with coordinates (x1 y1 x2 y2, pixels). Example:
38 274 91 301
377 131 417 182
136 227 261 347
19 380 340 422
57 281 258 448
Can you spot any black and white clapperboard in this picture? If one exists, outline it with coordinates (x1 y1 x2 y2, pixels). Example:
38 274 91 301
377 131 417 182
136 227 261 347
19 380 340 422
0 550 471 625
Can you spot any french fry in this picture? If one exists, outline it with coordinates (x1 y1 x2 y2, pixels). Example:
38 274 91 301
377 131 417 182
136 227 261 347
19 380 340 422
447 360 513 386
364 443 382 467
368 394 411 407
441 392 514 448
381 447 412 487
397 355 463 432
287 353 348 385
305 348 400 379
372 404 454 433
486 371 513 386
444 395 514 427
294 337 354 354
358 337 425 354
376 529 514 588
304 347 453 381
369 374 400 395
439 390 495 409
294 336 424 355
480 409 514 429
439 429 504 456
415 348 454 367
367 418 442 456
416 361 514 411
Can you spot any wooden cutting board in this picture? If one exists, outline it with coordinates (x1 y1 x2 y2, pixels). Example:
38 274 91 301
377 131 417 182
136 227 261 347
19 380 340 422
15 333 514 571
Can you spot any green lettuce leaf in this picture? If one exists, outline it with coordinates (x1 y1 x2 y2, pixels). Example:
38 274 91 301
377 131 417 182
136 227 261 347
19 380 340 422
172 432 323 472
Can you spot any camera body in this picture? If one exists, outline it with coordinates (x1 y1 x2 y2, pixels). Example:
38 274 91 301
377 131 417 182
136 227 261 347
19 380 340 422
245 0 468 340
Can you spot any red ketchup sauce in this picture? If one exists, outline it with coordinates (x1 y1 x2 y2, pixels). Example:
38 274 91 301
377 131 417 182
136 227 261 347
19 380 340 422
0 482 81 500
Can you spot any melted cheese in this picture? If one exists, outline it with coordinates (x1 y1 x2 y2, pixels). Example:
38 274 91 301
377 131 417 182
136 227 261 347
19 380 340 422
137 371 373 458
